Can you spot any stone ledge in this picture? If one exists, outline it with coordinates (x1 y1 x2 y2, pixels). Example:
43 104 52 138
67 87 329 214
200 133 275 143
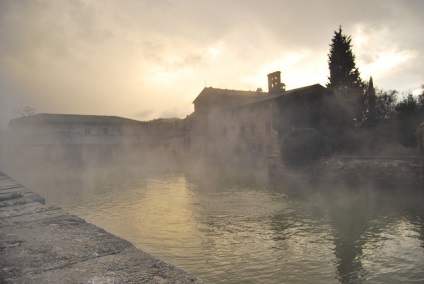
0 172 202 283
269 156 424 188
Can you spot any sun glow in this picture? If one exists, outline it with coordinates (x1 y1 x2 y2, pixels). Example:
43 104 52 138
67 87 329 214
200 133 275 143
243 50 327 90
413 88 423 96
207 42 224 59
353 25 415 82
361 50 413 78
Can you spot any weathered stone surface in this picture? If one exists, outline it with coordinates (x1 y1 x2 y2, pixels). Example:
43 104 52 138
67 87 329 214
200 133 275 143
0 172 202 283
0 172 45 207
0 203 63 226
20 247 199 284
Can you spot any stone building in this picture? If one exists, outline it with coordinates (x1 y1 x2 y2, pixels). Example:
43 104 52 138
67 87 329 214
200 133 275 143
3 114 149 164
7 113 147 145
185 87 273 161
144 117 185 157
1 72 328 169
183 71 327 167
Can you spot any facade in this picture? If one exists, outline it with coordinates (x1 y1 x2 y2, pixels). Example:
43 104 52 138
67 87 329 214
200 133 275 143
183 72 327 167
184 88 275 160
3 113 187 166
144 118 184 157
7 114 147 145
3 114 151 164
1 71 327 169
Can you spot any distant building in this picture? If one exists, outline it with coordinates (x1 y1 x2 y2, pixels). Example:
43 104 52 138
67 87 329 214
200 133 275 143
183 71 327 166
1 72 328 169
3 113 186 165
144 117 184 157
187 88 271 155
267 71 286 94
4 114 151 163
7 113 147 145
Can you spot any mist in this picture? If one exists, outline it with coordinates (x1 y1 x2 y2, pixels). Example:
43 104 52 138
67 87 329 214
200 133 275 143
2 84 424 284
1 0 424 130
2 1 424 283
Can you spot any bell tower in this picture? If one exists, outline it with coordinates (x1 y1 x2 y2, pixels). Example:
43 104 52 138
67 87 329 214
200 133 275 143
267 71 286 94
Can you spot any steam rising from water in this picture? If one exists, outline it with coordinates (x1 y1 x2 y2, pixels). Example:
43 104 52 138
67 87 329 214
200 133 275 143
6 163 424 284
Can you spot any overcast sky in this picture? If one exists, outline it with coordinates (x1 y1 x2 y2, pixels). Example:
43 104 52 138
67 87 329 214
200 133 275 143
1 0 423 129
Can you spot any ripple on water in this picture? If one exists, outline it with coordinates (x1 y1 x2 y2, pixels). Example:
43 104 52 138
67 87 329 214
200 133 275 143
21 171 424 284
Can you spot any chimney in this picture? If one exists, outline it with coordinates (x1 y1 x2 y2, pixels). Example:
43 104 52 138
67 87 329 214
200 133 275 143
267 71 286 93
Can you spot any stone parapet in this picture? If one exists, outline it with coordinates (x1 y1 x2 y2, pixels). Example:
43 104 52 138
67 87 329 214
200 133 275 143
0 172 201 284
269 156 424 188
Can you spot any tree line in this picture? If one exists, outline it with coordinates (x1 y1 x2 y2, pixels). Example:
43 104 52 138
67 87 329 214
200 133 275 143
280 26 423 166
326 26 424 152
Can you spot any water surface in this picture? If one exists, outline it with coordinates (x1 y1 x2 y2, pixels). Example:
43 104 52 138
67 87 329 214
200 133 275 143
14 166 424 283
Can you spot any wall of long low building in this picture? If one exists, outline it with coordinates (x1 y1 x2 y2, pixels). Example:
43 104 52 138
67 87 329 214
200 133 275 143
0 142 178 172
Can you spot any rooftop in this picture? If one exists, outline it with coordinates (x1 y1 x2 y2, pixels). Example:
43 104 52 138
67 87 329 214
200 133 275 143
192 87 268 107
194 84 326 109
9 113 145 127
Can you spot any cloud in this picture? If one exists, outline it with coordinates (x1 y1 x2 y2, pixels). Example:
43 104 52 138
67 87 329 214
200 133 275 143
142 38 205 72
0 0 423 130
351 23 422 90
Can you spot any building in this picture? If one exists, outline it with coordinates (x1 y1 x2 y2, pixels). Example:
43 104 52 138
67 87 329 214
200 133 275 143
185 87 273 158
7 113 147 145
1 71 328 169
3 114 150 164
183 71 327 167
144 117 185 158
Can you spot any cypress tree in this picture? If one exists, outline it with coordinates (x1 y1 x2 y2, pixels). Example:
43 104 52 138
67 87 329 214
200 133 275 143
365 76 376 124
327 26 365 125
327 26 363 95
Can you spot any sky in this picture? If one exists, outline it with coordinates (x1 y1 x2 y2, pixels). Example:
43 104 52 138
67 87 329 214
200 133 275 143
1 0 423 129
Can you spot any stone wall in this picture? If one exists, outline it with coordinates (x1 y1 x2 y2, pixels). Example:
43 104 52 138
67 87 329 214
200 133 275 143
0 172 201 283
269 155 424 188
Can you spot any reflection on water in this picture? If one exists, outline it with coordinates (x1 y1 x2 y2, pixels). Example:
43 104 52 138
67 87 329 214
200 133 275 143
12 166 424 284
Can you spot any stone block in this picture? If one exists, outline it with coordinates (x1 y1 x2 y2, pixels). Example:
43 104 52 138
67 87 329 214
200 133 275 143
0 172 201 283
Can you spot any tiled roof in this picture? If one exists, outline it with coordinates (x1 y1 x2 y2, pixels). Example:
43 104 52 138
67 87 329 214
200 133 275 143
235 84 326 108
9 113 145 127
192 87 267 107
193 84 326 109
